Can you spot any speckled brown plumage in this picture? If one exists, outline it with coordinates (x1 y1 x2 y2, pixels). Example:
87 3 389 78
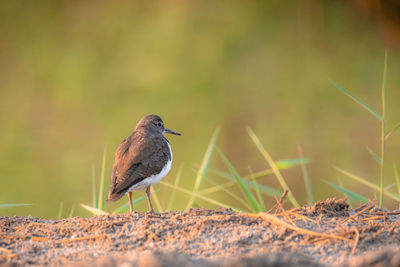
106 114 181 212
107 132 170 197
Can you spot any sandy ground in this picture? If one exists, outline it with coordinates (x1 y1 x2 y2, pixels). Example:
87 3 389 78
0 198 399 266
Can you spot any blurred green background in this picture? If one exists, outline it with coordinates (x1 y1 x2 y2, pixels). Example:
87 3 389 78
1 0 400 217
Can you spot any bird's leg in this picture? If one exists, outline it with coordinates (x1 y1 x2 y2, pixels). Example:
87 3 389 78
128 191 135 212
145 186 156 213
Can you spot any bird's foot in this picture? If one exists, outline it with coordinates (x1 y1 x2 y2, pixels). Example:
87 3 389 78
146 210 159 215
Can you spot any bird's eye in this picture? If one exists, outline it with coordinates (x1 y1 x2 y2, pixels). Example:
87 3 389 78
158 122 162 127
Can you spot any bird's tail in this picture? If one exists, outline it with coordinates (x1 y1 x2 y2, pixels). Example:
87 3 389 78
106 191 123 202
107 172 122 202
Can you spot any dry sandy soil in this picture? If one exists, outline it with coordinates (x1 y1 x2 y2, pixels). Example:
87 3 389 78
0 198 399 266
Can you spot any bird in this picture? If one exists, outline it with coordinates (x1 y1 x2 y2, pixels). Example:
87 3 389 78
106 114 181 213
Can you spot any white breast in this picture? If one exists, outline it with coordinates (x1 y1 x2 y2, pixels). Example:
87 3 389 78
127 142 172 191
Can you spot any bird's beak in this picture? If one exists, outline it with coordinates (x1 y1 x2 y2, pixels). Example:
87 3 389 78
164 128 182 136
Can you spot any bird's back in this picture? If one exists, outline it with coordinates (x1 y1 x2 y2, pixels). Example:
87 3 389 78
107 130 171 201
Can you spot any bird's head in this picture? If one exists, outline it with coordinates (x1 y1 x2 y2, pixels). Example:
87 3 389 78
136 114 182 136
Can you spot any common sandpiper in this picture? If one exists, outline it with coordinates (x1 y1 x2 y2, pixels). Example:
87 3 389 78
106 114 181 213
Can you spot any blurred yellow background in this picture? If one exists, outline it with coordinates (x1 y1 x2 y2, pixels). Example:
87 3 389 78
1 0 400 217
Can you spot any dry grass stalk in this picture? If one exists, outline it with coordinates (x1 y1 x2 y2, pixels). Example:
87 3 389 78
248 213 351 242
287 211 314 222
0 247 12 254
350 228 360 255
57 234 109 243
279 189 289 206
340 202 375 224
312 239 330 245
388 220 399 235
267 190 288 213
273 193 295 226
0 254 17 260
361 216 384 221
30 236 49 242
370 211 400 215
353 200 375 212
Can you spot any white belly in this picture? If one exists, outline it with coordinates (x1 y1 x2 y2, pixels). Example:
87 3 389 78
127 142 172 191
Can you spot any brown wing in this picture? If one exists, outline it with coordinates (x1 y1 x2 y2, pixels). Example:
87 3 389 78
107 131 170 201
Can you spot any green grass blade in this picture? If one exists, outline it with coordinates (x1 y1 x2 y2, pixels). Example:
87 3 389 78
242 179 280 195
203 168 280 196
385 183 395 191
379 50 387 208
185 128 219 210
276 158 311 169
206 178 253 211
367 147 382 164
98 145 107 210
200 158 307 196
209 158 309 182
247 127 299 207
92 164 98 209
68 205 75 218
217 148 261 212
394 164 400 195
382 50 388 103
336 177 352 208
80 203 109 215
0 203 32 208
385 122 400 140
112 203 130 214
330 79 382 121
167 163 184 210
326 181 368 204
335 166 400 202
206 168 234 180
298 144 313 204
249 166 266 211
200 168 257 195
57 202 63 219
112 195 146 214
161 181 233 209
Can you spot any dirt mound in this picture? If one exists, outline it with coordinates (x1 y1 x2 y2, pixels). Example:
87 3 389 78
297 197 350 217
0 198 399 266
84 251 322 267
